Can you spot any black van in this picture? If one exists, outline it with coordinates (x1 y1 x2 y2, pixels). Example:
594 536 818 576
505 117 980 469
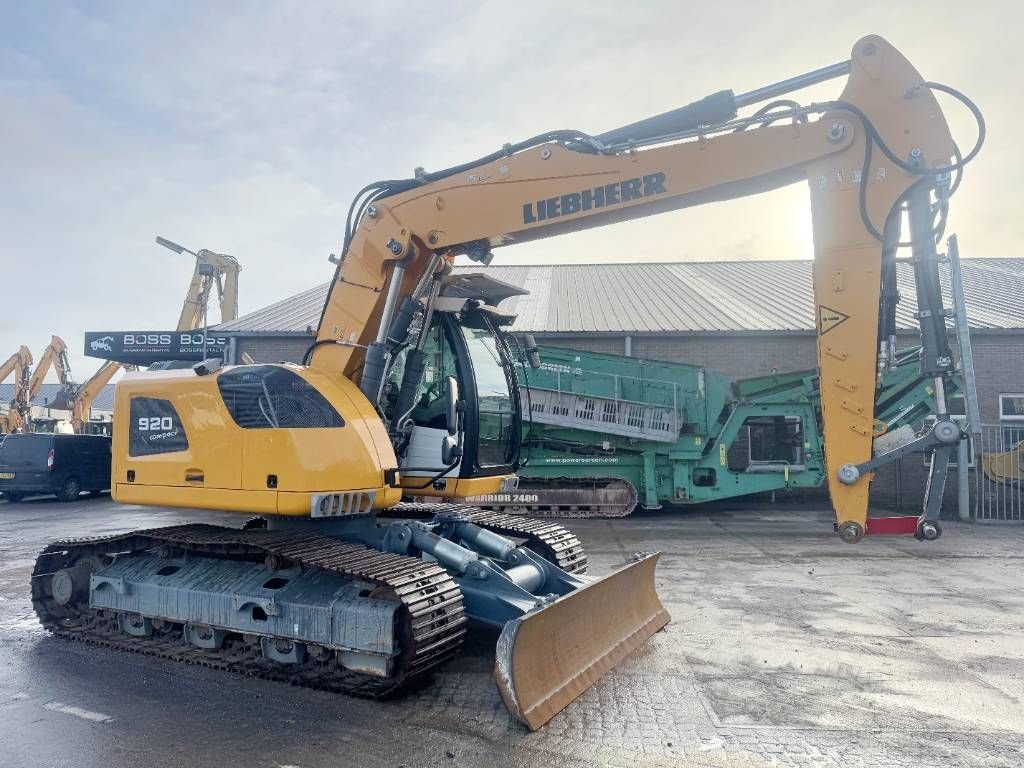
0 433 112 502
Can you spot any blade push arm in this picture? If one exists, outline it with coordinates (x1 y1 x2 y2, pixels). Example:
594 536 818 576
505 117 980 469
313 35 979 537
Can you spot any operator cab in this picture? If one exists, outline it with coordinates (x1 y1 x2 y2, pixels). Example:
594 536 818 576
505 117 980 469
382 273 527 491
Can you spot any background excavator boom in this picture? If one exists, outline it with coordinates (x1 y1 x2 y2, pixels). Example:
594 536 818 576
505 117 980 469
0 345 33 433
156 237 242 331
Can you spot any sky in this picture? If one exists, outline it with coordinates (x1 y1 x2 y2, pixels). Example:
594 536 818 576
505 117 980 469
1 1 1018 383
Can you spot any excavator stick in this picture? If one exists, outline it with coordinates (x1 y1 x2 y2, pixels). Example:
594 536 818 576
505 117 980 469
494 553 668 730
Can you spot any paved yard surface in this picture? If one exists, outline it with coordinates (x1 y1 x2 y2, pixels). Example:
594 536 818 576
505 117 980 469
1 496 1023 767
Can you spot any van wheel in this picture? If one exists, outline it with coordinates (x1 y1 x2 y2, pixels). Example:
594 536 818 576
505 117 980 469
3 492 24 503
59 477 82 502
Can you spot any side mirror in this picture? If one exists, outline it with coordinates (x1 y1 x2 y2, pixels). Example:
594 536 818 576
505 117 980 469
445 377 460 436
523 334 541 370
441 434 462 466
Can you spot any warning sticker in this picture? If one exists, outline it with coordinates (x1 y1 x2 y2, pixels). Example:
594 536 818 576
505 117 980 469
818 305 850 335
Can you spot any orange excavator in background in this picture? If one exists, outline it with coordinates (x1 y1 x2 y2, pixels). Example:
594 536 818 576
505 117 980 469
0 346 33 433
156 236 241 331
31 36 984 730
48 360 136 434
3 337 69 432
49 240 243 433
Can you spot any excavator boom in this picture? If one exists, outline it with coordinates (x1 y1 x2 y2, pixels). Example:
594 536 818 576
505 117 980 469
8 336 71 431
27 336 70 401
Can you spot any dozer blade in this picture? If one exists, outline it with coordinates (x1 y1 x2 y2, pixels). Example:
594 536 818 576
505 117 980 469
494 552 669 730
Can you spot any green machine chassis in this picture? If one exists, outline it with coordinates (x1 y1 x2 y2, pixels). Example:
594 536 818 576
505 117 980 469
470 346 952 517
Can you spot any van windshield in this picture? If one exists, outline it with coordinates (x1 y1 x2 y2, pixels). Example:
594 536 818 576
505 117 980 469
0 435 52 468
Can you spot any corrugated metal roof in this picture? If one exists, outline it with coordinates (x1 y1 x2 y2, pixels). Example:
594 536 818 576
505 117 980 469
0 384 115 411
213 258 1024 335
215 282 325 334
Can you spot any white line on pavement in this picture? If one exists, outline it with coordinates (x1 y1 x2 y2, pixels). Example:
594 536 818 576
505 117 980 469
43 701 115 723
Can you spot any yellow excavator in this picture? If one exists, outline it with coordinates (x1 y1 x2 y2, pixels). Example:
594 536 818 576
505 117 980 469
156 236 241 331
50 240 242 433
3 337 70 433
47 361 135 434
0 346 33 433
31 36 983 729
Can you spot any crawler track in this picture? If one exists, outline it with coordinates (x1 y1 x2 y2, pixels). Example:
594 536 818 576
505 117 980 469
31 524 467 698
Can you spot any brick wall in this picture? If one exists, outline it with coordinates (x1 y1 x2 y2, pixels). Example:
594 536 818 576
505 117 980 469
549 333 820 379
970 335 1024 423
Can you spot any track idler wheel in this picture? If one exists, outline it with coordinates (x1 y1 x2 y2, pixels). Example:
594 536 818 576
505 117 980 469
51 555 109 607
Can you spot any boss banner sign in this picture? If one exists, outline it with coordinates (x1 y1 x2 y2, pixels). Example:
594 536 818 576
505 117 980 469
84 331 229 365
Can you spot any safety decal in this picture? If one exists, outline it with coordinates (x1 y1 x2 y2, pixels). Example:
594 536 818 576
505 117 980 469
818 305 850 335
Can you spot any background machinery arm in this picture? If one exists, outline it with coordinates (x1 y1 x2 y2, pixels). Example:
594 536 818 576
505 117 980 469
0 346 33 433
5 336 69 432
161 238 242 331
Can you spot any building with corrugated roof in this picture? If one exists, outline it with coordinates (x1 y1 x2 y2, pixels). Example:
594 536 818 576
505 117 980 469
217 258 1024 337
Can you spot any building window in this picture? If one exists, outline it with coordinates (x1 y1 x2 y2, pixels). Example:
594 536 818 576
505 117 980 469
998 395 1024 446
218 366 345 429
999 394 1024 422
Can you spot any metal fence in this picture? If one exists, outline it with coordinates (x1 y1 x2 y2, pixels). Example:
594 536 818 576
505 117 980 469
974 424 1024 521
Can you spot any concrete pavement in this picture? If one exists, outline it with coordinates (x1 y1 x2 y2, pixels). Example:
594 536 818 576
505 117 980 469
2 496 1023 767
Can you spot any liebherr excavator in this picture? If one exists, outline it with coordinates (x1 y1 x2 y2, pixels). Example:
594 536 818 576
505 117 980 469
31 36 984 729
